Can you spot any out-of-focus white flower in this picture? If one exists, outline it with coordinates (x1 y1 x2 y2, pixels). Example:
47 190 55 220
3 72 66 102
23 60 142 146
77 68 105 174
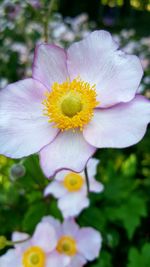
42 216 102 267
44 158 104 218
140 37 150 47
123 41 140 53
121 29 135 39
140 58 149 70
11 43 29 63
0 221 65 267
0 78 8 89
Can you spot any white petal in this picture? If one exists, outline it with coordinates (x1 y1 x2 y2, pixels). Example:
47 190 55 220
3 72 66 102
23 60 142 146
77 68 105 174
89 179 104 193
12 232 31 254
55 170 71 182
67 30 143 107
44 181 67 198
0 78 58 158
83 95 150 148
62 219 79 238
41 216 62 238
32 44 68 89
58 193 89 218
46 252 70 267
0 249 21 267
40 131 96 178
67 254 87 267
86 158 104 193
77 228 102 261
87 158 99 178
32 222 57 252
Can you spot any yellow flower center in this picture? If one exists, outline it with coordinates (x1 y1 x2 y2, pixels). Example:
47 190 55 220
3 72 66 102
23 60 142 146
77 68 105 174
22 246 46 267
63 172 84 192
43 78 98 131
57 236 77 256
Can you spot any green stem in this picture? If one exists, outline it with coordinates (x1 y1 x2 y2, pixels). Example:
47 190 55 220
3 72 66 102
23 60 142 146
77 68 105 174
43 0 56 42
84 167 90 194
7 236 30 246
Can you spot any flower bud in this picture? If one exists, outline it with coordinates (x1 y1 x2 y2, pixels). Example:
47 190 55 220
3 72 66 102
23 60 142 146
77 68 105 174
0 236 8 250
10 163 26 181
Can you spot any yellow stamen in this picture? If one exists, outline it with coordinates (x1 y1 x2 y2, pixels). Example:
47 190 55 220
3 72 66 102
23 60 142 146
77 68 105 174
57 236 77 256
22 246 45 267
63 172 84 192
43 78 98 131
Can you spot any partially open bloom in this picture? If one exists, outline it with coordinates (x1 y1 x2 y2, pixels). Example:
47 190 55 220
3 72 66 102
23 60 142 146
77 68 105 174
44 158 104 218
0 30 150 177
0 221 65 267
42 216 102 267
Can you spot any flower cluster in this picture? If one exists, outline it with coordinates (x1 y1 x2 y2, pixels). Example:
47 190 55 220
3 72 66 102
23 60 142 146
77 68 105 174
0 29 150 267
0 216 102 267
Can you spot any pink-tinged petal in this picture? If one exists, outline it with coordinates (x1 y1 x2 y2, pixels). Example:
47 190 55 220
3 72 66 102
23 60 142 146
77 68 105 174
12 232 31 254
42 216 62 238
86 158 104 192
44 181 67 198
77 228 102 261
32 44 69 89
67 254 87 267
40 131 96 178
32 222 57 253
0 78 58 158
67 30 143 107
46 252 70 267
58 192 89 218
87 158 99 178
83 95 150 148
55 170 71 182
89 179 104 193
62 219 79 238
0 249 21 267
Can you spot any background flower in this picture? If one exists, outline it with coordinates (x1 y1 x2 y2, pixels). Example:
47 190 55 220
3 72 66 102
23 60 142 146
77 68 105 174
0 221 64 267
42 216 102 267
44 158 104 218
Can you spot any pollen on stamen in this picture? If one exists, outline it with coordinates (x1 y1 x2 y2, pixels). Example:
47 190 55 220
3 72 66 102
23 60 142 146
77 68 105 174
42 78 99 131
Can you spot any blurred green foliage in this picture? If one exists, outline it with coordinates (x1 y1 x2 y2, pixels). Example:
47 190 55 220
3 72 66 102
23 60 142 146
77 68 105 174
0 1 150 266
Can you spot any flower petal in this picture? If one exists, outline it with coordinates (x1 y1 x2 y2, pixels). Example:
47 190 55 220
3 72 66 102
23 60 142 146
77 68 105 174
55 170 71 182
58 193 89 218
12 232 31 254
0 249 21 267
32 44 69 89
67 254 87 267
87 158 104 193
83 95 150 148
87 158 99 178
89 179 104 193
44 181 67 198
77 228 102 261
0 78 58 158
46 252 70 267
62 219 79 238
67 30 143 107
40 131 96 177
42 216 62 238
32 222 57 253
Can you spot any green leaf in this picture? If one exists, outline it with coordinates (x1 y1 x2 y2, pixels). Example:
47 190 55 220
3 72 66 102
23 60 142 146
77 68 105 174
105 195 147 239
91 251 113 267
128 243 150 267
22 202 47 233
79 207 106 232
